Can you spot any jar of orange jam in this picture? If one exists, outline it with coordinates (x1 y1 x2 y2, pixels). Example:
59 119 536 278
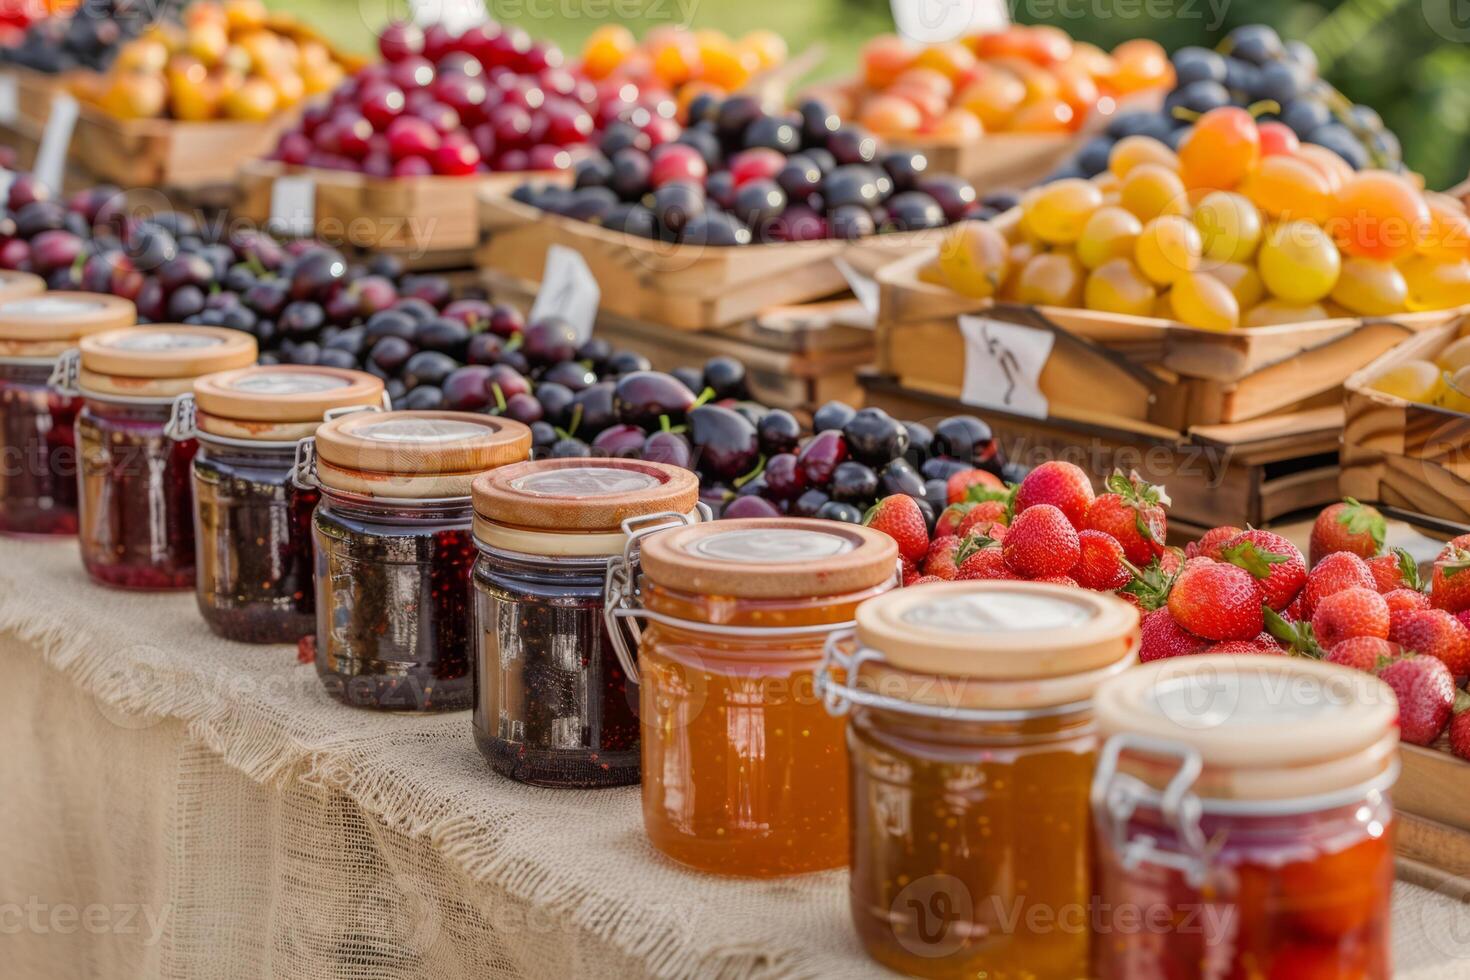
606 517 898 877
819 581 1140 978
1091 655 1399 980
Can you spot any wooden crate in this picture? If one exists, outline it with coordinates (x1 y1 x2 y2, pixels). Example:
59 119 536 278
878 243 1460 433
1396 744 1470 884
68 105 299 191
862 374 1343 530
477 193 945 331
1341 319 1470 526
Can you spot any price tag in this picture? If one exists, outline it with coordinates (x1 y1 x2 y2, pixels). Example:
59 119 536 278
0 73 18 127
270 175 316 239
890 0 1009 44
410 0 489 36
529 244 600 343
958 315 1053 419
33 91 78 195
0 170 14 208
834 257 879 326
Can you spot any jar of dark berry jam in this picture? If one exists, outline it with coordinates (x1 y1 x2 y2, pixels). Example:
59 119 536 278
67 325 256 590
605 518 899 877
185 365 386 644
470 457 702 788
305 410 532 712
818 582 1140 978
1092 655 1399 980
0 289 131 537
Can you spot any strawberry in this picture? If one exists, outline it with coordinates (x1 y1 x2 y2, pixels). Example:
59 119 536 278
909 575 945 586
1309 498 1386 566
1430 544 1470 614
1301 552 1376 619
946 468 1005 505
957 547 1015 581
1220 529 1306 612
1326 636 1399 672
1459 610 1470 632
1118 551 1184 612
1167 558 1266 641
1035 575 1080 588
1389 608 1470 678
1187 525 1244 561
864 494 929 563
959 500 1010 535
1383 588 1430 616
1002 504 1081 578
1139 608 1208 662
1449 691 1470 761
1367 547 1421 594
1311 587 1390 648
1083 471 1169 565
1073 529 1131 591
1376 654 1455 746
902 560 923 586
1208 635 1284 655
934 504 972 538
923 535 964 580
1013 460 1095 529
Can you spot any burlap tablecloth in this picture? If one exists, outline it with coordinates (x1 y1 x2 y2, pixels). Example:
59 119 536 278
2 537 1467 979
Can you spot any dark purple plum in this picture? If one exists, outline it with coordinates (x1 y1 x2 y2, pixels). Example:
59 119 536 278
505 392 544 424
485 365 530 406
687 405 759 481
812 401 857 433
843 407 909 466
571 382 615 437
541 360 596 390
933 415 1004 473
702 356 745 399
641 431 692 469
763 452 805 500
756 410 801 455
551 438 593 458
591 423 646 456
723 496 781 519
797 429 847 486
829 461 878 504
791 488 830 518
522 316 580 366
402 350 458 389
816 500 863 523
879 458 926 499
613 371 696 429
414 317 471 357
402 385 446 410
369 336 415 374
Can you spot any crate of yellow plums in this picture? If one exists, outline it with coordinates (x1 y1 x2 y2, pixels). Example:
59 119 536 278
65 0 363 193
877 109 1470 436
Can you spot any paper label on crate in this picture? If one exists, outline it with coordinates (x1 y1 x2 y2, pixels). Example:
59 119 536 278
33 92 78 195
411 0 489 36
530 244 600 344
834 257 879 327
0 73 18 127
957 315 1052 419
891 0 1008 44
270 176 316 239
0 169 13 207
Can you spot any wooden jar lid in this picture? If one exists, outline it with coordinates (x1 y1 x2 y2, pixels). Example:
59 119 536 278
80 325 257 380
473 458 699 532
855 581 1139 681
314 411 531 498
194 365 384 429
0 292 134 345
0 271 45 305
638 518 898 599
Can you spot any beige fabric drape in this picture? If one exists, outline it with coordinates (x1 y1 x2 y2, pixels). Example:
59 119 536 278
1 538 1466 979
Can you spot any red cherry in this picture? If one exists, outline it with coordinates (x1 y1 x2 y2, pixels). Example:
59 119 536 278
650 143 707 188
641 114 680 147
433 140 481 176
434 73 489 126
728 148 786 186
393 156 434 178
525 144 571 172
359 84 406 130
378 21 424 63
415 101 461 135
335 113 374 158
386 116 441 160
362 152 393 178
497 149 530 172
422 23 456 62
541 99 593 145
276 131 312 165
487 103 532 149
387 55 435 91
1258 121 1301 157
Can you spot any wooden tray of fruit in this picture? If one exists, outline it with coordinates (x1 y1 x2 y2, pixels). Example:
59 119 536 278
477 192 946 332
0 64 85 137
1341 318 1470 526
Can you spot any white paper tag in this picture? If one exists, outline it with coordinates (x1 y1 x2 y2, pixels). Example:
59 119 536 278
270 175 316 239
33 92 78 194
891 0 1009 44
958 315 1053 419
529 244 600 343
834 256 879 326
411 0 489 36
0 169 14 208
0 73 19 127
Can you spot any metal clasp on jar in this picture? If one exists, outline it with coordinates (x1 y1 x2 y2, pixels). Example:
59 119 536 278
289 404 385 490
602 509 705 684
165 393 197 441
47 347 81 395
1091 734 1212 887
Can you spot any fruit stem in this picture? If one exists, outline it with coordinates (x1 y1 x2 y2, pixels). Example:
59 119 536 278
692 386 717 409
732 454 767 489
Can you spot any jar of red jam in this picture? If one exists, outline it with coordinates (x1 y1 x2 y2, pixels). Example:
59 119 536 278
1091 655 1400 980
470 458 701 788
819 581 1140 978
185 365 386 644
606 518 898 877
0 289 131 537
305 410 531 712
68 325 257 590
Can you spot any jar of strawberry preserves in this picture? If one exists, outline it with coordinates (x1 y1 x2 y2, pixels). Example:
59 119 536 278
65 325 256 589
606 518 898 877
0 289 131 537
184 366 386 644
819 581 1140 979
470 458 701 788
303 411 531 712
1091 655 1400 980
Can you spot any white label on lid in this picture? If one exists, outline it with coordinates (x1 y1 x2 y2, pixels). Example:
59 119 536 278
232 372 353 395
270 175 316 239
0 73 18 127
110 331 224 351
33 91 78 195
1148 669 1357 733
959 315 1053 420
1 296 106 317
688 527 855 564
510 467 660 497
901 589 1097 634
529 244 600 344
358 417 487 443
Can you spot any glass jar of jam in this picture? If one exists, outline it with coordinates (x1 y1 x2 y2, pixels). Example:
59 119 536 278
819 581 1140 978
69 325 257 590
306 410 531 712
470 457 701 788
0 289 131 537
186 365 386 644
606 518 899 877
1091 655 1400 980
